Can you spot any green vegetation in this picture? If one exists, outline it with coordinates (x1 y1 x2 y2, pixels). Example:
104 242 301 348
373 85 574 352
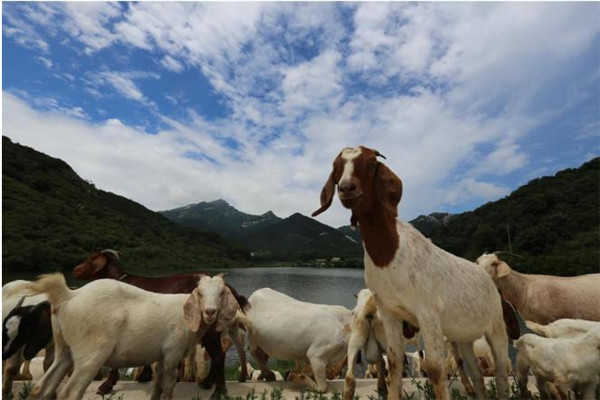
427 158 599 276
3 134 597 277
2 136 250 276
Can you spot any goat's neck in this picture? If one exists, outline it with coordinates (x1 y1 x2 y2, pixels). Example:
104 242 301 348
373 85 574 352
496 271 529 311
104 262 128 281
355 204 399 268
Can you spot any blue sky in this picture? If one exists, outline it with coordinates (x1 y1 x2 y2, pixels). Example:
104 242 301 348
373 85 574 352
3 2 599 228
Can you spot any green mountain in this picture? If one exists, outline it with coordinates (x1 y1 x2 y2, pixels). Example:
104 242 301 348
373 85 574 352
2 136 250 276
426 158 599 276
243 213 362 261
162 201 363 261
160 200 281 238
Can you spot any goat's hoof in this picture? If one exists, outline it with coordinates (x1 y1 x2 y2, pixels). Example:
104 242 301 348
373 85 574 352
96 382 114 395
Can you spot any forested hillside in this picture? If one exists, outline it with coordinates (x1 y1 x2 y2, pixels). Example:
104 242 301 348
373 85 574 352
428 158 599 275
2 136 250 276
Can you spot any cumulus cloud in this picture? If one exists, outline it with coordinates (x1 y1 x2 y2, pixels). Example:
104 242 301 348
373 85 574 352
3 2 599 227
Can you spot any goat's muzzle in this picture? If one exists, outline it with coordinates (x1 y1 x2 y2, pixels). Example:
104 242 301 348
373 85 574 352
339 193 363 209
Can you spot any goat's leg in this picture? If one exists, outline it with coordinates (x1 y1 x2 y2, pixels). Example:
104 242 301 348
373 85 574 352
2 351 24 397
251 346 276 381
19 360 33 380
205 336 227 398
378 310 405 400
30 346 73 400
485 328 509 400
230 325 247 382
42 342 54 372
181 346 197 382
59 355 107 400
151 362 165 400
200 329 223 389
343 330 365 400
137 364 153 382
96 368 120 395
419 317 449 400
375 353 388 395
305 357 328 393
515 352 532 399
457 342 486 400
451 342 475 396
161 365 179 400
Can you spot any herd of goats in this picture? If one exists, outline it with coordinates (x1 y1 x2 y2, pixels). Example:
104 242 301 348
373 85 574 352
3 146 600 400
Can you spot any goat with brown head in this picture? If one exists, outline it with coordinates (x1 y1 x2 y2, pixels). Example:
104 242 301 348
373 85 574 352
313 146 403 267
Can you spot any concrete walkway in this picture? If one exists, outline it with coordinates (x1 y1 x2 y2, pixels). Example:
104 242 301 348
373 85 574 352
10 377 536 399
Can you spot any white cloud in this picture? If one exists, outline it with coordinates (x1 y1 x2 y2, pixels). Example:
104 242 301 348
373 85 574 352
87 71 160 105
3 3 599 228
160 56 184 73
36 56 53 69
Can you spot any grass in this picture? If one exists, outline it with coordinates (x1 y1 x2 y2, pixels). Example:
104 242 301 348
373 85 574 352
5 381 32 400
10 366 600 400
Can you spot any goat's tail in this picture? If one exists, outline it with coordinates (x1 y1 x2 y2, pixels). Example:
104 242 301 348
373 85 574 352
25 273 72 307
524 320 547 337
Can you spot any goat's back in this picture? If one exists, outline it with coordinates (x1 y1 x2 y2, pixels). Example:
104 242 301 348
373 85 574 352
516 330 600 381
246 288 352 359
2 280 48 319
54 279 191 363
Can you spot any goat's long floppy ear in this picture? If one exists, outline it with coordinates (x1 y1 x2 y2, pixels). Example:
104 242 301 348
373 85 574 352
183 288 203 332
312 170 336 217
496 261 512 278
215 286 238 333
92 253 109 274
375 163 403 216
501 299 520 340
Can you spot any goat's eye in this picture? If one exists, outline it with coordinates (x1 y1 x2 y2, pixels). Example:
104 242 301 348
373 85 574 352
219 291 225 297
368 163 377 171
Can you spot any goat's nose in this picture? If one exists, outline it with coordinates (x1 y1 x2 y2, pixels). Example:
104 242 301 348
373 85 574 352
205 309 216 317
339 181 357 194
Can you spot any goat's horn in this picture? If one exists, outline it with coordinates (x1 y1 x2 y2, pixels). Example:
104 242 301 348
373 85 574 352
101 249 120 259
373 150 387 159
353 293 358 298
15 296 26 310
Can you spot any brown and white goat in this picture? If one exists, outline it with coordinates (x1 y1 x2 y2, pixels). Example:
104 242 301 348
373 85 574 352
72 249 248 395
476 252 600 324
313 146 510 400
23 273 242 400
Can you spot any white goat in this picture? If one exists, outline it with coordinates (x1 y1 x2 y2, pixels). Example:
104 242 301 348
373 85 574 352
344 288 421 399
525 319 600 339
22 273 239 400
2 281 53 397
515 327 600 400
313 146 510 400
238 288 352 392
476 253 600 324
